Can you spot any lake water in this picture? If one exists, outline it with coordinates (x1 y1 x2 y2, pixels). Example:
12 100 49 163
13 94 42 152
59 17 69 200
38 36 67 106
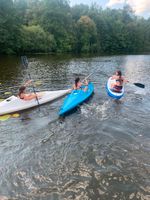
0 54 150 200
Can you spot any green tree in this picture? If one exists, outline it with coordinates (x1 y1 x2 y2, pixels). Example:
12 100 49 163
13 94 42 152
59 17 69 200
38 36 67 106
75 15 98 53
38 0 74 52
71 4 89 21
144 18 150 52
0 0 150 54
0 0 21 54
20 25 56 53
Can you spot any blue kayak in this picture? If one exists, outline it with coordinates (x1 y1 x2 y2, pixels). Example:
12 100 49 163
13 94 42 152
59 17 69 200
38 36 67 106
59 82 94 116
106 77 124 99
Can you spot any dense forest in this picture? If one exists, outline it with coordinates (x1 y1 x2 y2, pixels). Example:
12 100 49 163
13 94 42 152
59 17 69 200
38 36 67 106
0 0 150 54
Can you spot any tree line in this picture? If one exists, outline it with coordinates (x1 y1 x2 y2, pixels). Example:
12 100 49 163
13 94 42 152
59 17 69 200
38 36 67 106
0 0 150 54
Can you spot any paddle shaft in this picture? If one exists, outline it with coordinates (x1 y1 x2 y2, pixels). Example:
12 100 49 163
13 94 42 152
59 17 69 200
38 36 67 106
21 56 40 107
81 72 94 83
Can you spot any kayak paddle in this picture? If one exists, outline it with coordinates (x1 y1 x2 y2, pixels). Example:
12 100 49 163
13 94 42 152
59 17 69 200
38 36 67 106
132 82 145 88
21 56 40 107
81 72 94 83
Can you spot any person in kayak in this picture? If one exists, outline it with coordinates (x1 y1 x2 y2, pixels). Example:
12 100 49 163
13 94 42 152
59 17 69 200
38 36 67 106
18 80 41 100
111 70 128 92
72 77 88 91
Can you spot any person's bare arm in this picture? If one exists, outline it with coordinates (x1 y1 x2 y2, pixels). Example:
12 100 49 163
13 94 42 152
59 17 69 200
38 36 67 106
23 93 38 100
123 77 129 83
24 80 32 87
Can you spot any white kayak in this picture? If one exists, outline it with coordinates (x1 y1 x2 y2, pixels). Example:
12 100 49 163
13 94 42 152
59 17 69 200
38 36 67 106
106 77 124 99
0 89 71 115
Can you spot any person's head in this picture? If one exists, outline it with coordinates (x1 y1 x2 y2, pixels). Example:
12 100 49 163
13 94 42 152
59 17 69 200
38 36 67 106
75 77 80 87
18 86 26 95
116 70 122 77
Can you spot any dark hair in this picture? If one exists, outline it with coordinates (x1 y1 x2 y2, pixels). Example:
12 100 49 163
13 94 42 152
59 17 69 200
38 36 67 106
116 70 122 77
18 86 26 97
75 77 80 87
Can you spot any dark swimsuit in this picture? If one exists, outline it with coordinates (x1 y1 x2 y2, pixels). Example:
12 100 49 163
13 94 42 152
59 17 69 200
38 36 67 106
114 85 123 90
113 78 123 92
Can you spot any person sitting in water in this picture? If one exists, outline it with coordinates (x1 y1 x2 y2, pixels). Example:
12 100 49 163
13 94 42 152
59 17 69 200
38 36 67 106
111 70 128 92
18 80 41 100
72 77 88 91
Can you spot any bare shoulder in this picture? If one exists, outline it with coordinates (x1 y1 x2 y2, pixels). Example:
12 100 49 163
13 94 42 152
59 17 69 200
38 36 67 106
111 75 116 79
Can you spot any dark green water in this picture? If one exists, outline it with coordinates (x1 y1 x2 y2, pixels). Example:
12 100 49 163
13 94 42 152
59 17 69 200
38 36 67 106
0 54 150 200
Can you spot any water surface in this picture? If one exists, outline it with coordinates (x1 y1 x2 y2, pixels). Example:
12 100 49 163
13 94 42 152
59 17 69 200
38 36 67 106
0 54 150 200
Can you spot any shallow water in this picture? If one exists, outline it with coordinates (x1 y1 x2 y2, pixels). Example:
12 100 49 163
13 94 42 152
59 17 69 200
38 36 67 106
0 54 150 200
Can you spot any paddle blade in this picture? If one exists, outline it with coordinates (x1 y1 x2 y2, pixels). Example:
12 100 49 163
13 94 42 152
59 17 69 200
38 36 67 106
21 56 28 68
133 83 145 88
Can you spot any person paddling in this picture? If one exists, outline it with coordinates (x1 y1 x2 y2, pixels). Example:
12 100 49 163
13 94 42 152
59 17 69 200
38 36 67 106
72 77 88 91
18 80 41 100
111 70 128 92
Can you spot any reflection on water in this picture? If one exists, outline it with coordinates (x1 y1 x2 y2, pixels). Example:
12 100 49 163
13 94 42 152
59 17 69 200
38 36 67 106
0 54 150 199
